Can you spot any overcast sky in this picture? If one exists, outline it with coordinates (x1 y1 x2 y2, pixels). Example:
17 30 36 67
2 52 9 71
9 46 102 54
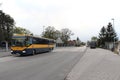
0 0 120 42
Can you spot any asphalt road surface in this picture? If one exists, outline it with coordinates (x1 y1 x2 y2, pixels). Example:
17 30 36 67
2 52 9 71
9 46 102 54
0 47 86 80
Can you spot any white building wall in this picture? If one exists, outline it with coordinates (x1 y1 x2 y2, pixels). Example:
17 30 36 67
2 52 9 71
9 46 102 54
105 42 114 50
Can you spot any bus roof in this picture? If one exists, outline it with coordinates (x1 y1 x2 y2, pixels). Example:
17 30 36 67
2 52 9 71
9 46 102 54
13 34 55 41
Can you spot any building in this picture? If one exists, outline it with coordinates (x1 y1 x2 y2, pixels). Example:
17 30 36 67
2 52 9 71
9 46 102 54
114 41 120 54
56 38 63 47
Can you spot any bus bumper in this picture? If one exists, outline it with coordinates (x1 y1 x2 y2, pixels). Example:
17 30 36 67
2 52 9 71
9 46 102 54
11 49 33 56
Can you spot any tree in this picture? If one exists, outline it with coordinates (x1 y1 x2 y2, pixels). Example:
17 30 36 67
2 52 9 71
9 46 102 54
0 10 15 51
98 22 118 48
13 27 32 35
41 26 74 44
91 36 98 41
42 26 56 39
106 22 118 42
0 26 4 42
0 10 15 42
98 26 106 47
61 28 74 44
54 30 62 40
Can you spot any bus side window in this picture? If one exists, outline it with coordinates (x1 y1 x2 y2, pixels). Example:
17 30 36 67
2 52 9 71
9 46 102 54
29 38 32 44
39 39 48 44
44 39 49 44
33 38 38 44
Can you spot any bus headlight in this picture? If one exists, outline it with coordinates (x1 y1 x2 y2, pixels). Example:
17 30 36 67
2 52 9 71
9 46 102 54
22 51 26 53
11 51 13 53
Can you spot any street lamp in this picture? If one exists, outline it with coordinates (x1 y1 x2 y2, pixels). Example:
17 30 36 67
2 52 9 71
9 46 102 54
111 18 115 50
111 18 114 28
0 3 2 10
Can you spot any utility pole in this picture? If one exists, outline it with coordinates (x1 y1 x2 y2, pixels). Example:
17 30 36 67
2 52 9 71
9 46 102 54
111 18 115 50
43 26 45 35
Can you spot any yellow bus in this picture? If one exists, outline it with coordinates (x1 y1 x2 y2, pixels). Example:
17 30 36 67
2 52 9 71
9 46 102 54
11 34 55 56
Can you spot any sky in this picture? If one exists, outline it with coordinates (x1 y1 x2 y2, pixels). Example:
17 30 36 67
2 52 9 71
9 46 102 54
0 0 120 42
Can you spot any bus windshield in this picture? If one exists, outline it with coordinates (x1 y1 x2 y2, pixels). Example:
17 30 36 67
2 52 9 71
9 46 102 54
12 38 26 46
11 36 32 47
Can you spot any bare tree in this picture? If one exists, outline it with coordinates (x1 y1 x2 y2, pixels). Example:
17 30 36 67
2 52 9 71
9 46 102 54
61 28 74 44
42 26 56 39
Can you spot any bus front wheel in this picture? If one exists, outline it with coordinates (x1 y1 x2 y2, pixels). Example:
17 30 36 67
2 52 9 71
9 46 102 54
32 50 36 55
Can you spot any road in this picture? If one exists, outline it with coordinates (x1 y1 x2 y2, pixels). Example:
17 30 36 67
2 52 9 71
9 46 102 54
66 48 120 80
0 47 86 80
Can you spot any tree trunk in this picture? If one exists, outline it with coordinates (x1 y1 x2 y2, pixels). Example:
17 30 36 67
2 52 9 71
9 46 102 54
5 41 8 51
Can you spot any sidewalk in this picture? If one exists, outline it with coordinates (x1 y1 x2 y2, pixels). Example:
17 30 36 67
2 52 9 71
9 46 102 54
0 48 11 58
66 48 120 80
